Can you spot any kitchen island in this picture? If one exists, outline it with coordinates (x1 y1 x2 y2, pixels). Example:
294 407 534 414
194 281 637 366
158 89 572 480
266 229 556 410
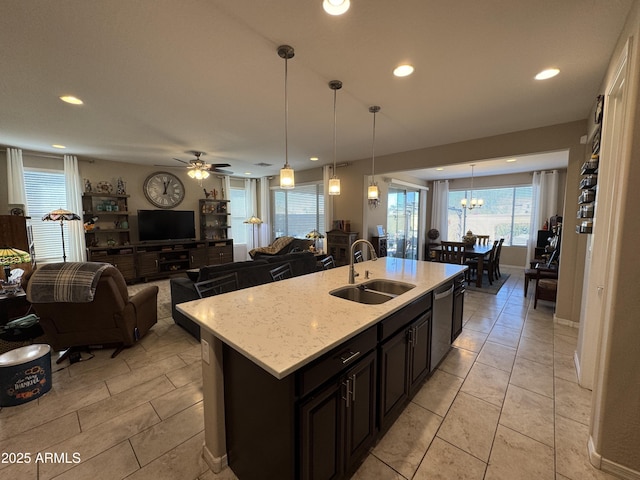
177 257 466 479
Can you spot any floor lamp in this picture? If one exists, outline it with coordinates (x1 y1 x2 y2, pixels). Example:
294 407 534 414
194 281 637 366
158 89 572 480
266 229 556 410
243 216 263 250
42 208 81 262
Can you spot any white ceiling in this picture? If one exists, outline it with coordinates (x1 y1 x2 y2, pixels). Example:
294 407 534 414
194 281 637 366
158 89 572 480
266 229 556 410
0 0 632 180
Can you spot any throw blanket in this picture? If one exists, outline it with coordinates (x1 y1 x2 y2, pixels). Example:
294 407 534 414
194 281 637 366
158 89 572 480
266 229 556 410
249 236 294 258
26 262 111 304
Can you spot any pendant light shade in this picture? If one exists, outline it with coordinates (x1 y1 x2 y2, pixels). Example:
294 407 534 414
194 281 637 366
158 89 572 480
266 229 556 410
328 80 342 196
278 45 295 189
368 105 381 207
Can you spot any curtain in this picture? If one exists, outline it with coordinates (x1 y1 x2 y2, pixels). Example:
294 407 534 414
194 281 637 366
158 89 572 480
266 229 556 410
63 155 86 261
6 148 28 215
222 175 231 202
430 180 449 242
323 165 333 234
259 177 271 247
527 170 559 265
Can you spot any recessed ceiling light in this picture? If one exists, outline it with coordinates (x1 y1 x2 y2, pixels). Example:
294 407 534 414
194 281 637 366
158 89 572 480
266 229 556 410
51 144 66 149
323 0 350 15
310 157 319 162
393 64 414 77
436 168 444 171
506 158 517 163
59 95 84 105
535 68 560 80
244 172 252 175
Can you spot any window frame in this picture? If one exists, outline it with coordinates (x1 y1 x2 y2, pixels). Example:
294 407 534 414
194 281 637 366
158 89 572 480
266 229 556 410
271 182 325 240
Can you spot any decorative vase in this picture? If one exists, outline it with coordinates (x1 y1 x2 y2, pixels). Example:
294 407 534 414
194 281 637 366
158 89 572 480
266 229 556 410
462 230 477 246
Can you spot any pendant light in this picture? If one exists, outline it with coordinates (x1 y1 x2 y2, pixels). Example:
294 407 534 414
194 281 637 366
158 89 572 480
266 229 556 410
367 105 381 207
278 45 295 189
328 80 342 195
461 164 484 209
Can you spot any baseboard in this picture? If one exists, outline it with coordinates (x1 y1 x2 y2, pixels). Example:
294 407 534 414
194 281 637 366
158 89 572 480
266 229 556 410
202 443 228 474
573 350 583 385
554 315 579 328
589 436 640 479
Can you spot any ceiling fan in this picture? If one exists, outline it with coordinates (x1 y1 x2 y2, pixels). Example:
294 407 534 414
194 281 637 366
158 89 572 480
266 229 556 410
161 151 233 176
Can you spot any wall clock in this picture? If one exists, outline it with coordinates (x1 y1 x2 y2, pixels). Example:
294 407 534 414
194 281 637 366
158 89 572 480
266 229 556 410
143 171 185 209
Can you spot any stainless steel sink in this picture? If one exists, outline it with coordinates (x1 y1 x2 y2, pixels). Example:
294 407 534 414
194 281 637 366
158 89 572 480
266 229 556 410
330 279 416 304
360 279 415 295
330 286 395 304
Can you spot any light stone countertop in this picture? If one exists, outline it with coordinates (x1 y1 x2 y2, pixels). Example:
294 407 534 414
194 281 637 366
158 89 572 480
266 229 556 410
177 257 466 379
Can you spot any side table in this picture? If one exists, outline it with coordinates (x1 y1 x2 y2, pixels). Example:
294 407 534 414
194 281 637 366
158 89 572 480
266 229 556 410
0 291 31 326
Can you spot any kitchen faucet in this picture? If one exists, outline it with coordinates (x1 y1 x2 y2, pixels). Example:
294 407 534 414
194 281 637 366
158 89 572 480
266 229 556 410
349 239 378 284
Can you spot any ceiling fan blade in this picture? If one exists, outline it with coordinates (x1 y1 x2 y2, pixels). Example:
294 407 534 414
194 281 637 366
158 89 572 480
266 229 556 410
172 157 190 165
210 163 231 168
154 164 186 168
212 168 233 175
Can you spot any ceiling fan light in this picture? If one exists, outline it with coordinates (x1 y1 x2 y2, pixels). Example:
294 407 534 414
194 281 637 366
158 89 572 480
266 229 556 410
323 0 350 15
280 165 295 189
202 170 210 179
188 169 196 179
328 177 341 195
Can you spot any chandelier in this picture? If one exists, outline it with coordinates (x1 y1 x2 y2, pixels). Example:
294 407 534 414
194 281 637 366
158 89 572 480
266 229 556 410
461 164 484 210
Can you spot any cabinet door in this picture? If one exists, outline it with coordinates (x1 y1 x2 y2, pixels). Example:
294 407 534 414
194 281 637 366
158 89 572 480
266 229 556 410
299 380 343 480
137 252 159 277
189 248 207 268
344 351 377 473
409 313 431 395
378 330 409 430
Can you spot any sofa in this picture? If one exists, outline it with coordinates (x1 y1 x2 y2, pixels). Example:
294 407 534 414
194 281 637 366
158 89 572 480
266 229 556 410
170 251 319 339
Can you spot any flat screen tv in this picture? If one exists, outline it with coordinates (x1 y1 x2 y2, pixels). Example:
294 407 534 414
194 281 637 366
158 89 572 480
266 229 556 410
137 209 196 243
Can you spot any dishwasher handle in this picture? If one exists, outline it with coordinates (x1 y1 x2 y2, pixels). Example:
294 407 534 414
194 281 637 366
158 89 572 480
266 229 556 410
433 284 454 300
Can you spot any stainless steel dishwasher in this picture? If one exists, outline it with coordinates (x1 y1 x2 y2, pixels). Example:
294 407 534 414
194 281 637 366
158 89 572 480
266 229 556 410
431 281 454 369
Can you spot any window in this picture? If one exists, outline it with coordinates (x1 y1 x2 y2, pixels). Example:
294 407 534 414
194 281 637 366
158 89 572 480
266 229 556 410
24 169 68 262
272 183 325 239
447 186 532 246
229 187 248 245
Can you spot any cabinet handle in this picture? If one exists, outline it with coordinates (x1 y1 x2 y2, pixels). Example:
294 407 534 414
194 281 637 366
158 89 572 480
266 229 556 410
412 326 418 347
155 259 158 267
351 373 357 403
342 379 351 408
340 350 360 364
190 255 194 263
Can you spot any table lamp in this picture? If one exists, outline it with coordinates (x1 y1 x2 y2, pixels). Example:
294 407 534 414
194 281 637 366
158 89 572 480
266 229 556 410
42 208 81 262
305 229 325 253
0 247 31 294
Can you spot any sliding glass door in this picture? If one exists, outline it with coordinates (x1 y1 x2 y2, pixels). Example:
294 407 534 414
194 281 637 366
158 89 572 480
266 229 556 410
387 186 420 260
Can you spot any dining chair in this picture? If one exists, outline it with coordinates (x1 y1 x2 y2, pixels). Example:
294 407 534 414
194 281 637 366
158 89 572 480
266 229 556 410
466 240 499 284
320 255 336 270
195 272 240 298
493 238 505 279
269 263 293 281
437 241 466 265
476 235 490 246
354 250 364 263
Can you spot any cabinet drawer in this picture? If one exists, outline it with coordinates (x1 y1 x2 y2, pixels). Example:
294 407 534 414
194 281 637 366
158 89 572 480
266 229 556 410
298 326 377 398
379 293 432 341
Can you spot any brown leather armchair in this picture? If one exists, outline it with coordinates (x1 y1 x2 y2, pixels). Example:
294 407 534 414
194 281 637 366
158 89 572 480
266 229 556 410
24 263 158 360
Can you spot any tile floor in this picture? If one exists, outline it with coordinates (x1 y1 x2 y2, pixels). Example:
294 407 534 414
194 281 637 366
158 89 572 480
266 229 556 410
0 266 614 480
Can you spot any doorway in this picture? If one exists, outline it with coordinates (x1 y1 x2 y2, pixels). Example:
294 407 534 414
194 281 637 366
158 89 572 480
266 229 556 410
387 186 420 259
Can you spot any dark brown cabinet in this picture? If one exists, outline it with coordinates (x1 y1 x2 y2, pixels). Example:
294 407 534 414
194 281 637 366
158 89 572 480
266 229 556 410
326 230 359 266
371 235 387 257
299 350 377 480
379 311 431 431
199 199 231 240
452 274 465 342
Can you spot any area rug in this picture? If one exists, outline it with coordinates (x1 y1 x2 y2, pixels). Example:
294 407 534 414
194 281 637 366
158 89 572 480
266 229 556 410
0 337 32 356
127 278 173 319
465 273 510 295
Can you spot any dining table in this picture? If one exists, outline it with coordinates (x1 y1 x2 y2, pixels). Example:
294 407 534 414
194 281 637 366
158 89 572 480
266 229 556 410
433 244 494 288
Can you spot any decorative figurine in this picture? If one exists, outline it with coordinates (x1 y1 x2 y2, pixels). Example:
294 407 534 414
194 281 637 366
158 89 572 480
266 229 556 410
212 188 218 200
84 178 92 192
203 188 210 198
116 177 126 195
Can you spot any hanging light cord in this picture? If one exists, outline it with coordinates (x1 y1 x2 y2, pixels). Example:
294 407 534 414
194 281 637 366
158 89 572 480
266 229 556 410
284 53 289 169
332 86 337 177
371 108 377 179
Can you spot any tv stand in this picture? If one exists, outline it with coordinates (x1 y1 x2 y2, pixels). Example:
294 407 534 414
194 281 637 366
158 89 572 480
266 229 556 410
87 239 233 283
